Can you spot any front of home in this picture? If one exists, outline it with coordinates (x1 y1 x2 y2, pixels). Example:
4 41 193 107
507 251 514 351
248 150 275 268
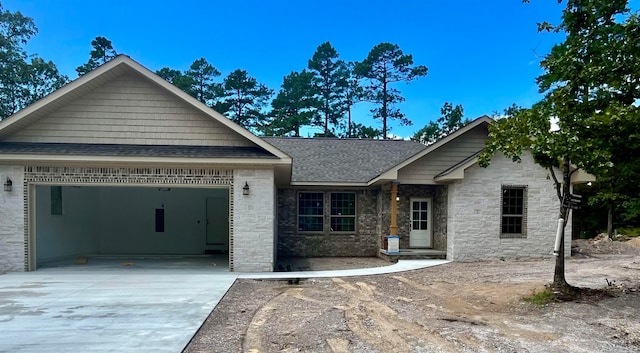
0 56 582 273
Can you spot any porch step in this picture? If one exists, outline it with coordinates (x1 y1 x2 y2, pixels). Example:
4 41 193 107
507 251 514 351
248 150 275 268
378 249 447 262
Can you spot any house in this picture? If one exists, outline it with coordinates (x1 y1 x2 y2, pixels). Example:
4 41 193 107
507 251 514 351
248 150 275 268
0 56 581 273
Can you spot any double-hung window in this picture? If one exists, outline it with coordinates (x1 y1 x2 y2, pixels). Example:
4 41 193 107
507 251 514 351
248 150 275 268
501 185 527 238
298 192 324 231
298 191 356 233
330 192 356 232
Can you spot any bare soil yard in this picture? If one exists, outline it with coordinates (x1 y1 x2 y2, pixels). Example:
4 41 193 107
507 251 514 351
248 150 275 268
185 239 640 353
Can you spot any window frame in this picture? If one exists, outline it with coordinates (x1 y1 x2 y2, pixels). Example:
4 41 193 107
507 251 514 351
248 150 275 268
297 191 325 233
500 185 528 238
330 192 357 233
296 191 358 234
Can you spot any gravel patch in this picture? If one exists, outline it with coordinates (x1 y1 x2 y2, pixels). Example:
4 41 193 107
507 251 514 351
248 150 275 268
185 242 640 353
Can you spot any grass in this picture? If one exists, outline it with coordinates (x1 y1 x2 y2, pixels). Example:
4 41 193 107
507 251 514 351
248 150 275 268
522 287 557 306
523 284 620 306
617 227 640 238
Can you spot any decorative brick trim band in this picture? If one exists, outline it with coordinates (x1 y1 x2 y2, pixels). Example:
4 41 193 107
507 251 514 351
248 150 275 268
22 166 235 271
24 166 233 184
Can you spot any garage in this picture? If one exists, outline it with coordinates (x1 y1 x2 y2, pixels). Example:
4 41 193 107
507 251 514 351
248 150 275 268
0 56 291 273
33 185 231 269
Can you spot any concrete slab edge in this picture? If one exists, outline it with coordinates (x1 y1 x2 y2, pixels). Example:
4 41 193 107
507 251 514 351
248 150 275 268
238 259 451 279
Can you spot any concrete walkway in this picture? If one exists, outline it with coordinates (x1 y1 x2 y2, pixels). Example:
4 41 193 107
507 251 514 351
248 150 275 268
0 259 448 352
240 259 450 279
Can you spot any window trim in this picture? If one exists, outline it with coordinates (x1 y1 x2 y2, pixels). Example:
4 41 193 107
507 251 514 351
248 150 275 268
330 192 357 233
296 191 358 234
297 191 325 233
500 185 527 238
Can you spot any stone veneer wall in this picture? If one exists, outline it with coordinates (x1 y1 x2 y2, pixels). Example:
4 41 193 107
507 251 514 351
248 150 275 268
277 189 379 257
446 152 570 261
379 184 447 251
0 165 25 273
0 166 279 272
232 169 276 272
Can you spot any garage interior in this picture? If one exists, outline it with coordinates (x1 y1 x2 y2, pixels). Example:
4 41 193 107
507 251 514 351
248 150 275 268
33 185 230 270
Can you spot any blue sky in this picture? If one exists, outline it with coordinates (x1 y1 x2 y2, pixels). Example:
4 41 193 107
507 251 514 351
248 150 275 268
4 0 639 138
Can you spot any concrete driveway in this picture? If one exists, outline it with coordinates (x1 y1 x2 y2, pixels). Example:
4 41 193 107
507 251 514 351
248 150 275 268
0 258 448 352
0 258 238 353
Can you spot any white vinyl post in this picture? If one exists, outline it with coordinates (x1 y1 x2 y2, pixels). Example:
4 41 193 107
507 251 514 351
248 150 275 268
553 218 565 256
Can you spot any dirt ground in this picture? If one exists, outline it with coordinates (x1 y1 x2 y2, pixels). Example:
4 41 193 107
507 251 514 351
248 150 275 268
185 238 640 353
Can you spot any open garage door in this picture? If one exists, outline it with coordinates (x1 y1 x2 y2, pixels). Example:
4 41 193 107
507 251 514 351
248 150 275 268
33 185 230 268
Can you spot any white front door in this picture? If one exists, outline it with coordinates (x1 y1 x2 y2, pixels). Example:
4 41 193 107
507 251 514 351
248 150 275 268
409 198 432 248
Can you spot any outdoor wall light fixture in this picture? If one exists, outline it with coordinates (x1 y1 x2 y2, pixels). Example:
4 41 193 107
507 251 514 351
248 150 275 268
243 182 250 196
4 177 12 192
396 196 400 201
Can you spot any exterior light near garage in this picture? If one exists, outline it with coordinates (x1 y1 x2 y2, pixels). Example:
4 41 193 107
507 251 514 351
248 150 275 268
243 182 250 196
4 177 12 192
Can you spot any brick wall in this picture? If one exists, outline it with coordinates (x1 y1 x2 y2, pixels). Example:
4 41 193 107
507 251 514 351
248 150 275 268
232 169 276 272
379 184 448 251
446 152 570 261
0 165 280 273
0 166 25 273
277 185 448 257
276 189 380 257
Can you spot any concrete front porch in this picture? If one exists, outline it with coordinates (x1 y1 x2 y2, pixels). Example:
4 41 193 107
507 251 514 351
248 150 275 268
379 248 447 261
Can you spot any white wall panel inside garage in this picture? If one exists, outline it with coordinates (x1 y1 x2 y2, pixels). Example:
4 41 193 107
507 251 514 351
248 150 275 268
35 185 229 264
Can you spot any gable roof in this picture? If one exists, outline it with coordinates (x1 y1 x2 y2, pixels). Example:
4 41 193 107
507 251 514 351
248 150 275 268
370 116 493 184
265 116 493 186
0 55 290 163
264 137 427 185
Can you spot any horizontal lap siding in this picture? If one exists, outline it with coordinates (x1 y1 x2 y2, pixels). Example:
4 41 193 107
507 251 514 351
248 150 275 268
6 74 255 147
397 126 488 184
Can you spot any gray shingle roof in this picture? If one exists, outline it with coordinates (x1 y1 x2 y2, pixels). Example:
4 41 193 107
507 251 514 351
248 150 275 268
0 142 277 159
263 137 427 183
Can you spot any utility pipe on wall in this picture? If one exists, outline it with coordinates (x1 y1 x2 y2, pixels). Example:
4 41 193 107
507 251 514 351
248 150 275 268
553 218 564 256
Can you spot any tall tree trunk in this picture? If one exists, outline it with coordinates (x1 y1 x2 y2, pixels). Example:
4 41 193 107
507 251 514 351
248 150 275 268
607 180 614 239
553 156 572 289
382 80 388 139
607 201 614 239
347 107 352 138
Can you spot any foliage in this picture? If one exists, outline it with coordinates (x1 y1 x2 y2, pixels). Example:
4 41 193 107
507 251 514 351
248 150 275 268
307 42 349 136
354 42 428 139
616 227 640 237
215 69 273 131
265 70 318 137
75 36 118 76
0 3 67 119
185 58 220 106
412 102 468 144
479 0 640 288
342 61 365 138
522 287 556 306
349 123 381 139
156 67 194 95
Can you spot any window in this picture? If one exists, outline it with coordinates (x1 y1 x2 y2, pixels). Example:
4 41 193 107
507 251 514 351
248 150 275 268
155 208 165 232
298 191 357 233
501 186 527 238
298 192 324 232
51 186 63 215
331 192 356 232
